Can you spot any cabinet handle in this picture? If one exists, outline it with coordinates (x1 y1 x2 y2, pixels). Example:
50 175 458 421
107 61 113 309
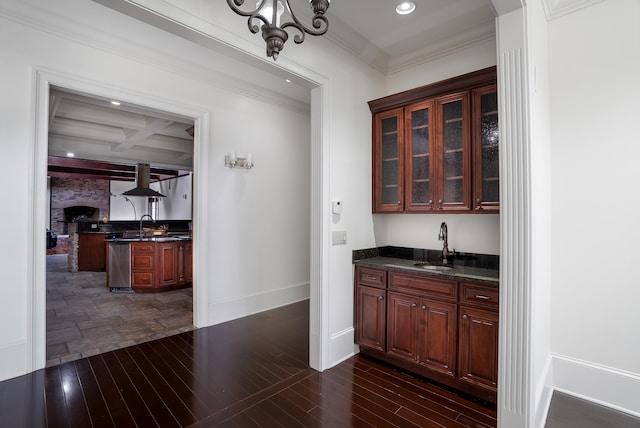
428 199 434 209
421 305 426 310
378 296 384 300
411 303 417 308
462 314 468 320
365 275 378 280
438 199 443 210
474 294 491 300
397 201 401 205
476 198 483 210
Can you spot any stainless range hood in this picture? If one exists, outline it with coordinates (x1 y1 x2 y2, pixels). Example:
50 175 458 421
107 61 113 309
122 163 166 197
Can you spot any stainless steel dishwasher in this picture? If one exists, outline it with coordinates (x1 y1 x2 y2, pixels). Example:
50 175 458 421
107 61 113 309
107 241 132 290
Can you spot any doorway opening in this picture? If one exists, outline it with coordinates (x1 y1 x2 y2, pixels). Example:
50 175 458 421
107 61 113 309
43 84 197 366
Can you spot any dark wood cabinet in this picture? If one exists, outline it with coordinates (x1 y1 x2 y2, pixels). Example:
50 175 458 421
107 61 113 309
458 306 499 391
458 281 499 391
131 242 155 289
130 240 192 292
356 285 386 351
373 108 405 212
354 264 499 403
369 67 498 214
472 85 500 212
157 242 178 287
77 233 106 271
417 298 457 377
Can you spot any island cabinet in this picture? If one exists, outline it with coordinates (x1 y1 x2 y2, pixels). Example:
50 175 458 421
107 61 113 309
130 240 192 292
354 265 499 403
369 66 498 214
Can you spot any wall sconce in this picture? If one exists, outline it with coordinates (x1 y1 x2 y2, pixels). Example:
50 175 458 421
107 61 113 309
225 153 254 169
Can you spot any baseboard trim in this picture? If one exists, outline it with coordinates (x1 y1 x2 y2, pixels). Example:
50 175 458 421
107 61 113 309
551 353 640 417
535 355 554 428
329 326 357 368
0 341 27 382
208 282 310 325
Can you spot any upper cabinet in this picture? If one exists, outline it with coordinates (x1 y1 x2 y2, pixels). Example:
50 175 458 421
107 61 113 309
369 67 498 214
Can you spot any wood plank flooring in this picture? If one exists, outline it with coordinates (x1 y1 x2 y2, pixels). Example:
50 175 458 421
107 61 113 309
0 300 497 427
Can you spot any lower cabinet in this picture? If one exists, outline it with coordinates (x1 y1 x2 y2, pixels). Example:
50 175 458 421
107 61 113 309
354 265 499 403
131 240 192 292
78 233 106 272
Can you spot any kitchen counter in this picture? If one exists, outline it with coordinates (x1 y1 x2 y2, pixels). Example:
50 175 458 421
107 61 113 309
105 235 191 243
354 256 499 286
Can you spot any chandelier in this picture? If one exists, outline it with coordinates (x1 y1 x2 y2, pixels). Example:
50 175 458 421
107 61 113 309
226 0 330 60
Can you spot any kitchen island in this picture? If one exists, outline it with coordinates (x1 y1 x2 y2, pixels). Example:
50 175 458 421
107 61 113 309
106 236 192 293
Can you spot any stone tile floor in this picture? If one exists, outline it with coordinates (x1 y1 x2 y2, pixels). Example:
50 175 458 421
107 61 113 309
46 254 194 367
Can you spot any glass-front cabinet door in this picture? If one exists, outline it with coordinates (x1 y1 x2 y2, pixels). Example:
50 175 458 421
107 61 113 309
373 108 404 212
473 85 499 212
404 100 435 211
435 92 471 211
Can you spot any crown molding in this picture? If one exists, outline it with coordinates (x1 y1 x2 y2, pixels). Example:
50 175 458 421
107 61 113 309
542 0 604 20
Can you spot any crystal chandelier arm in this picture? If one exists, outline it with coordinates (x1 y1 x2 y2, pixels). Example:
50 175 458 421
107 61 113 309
226 0 270 34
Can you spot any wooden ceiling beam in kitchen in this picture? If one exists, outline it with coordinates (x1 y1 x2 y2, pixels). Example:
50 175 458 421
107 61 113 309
47 156 184 182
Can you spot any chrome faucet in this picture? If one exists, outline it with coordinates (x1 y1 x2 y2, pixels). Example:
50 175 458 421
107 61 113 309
139 214 155 238
438 222 456 264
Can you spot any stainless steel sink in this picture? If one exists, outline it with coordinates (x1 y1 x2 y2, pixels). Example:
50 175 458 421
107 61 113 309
413 262 454 272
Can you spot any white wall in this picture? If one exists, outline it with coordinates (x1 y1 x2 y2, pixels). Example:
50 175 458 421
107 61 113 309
0 0 384 380
151 174 193 220
109 181 146 220
377 40 500 256
549 0 640 415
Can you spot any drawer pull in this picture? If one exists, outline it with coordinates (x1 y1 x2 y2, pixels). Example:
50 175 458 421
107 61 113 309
365 275 378 280
411 303 417 308
474 294 491 300
421 305 426 310
378 296 384 300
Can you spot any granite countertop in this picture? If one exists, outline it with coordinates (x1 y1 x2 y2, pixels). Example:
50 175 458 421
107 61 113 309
355 256 499 287
105 236 191 243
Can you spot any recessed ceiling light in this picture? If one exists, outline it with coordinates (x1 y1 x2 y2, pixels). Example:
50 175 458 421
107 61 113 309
66 152 75 157
285 79 291 83
396 1 416 15
111 100 121 106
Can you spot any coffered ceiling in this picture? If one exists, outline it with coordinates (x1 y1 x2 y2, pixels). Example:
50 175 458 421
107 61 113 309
48 87 194 181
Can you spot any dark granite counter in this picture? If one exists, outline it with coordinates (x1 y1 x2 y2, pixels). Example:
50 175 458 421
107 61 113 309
353 246 499 287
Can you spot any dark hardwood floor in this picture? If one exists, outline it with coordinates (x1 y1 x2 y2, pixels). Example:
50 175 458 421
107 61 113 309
0 300 496 427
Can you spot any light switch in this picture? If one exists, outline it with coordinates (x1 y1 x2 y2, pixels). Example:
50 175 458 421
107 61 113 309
332 230 347 245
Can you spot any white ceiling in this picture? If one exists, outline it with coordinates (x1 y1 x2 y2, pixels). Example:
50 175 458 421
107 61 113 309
324 0 497 73
49 0 497 176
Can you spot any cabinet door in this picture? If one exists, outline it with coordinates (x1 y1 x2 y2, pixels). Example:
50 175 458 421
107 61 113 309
78 234 106 272
157 242 178 287
404 100 436 212
417 299 457 377
355 285 386 351
387 292 419 362
373 108 404 212
458 306 499 391
435 92 471 211
473 85 500 212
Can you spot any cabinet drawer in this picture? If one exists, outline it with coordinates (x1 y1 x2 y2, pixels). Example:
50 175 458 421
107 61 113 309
132 254 154 270
460 283 499 308
356 267 387 289
132 272 154 287
389 272 456 301
131 243 154 253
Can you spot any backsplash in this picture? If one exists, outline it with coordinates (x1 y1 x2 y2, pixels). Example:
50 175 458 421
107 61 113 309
353 246 499 270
